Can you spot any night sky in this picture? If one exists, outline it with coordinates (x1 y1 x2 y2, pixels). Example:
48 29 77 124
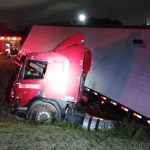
0 0 150 29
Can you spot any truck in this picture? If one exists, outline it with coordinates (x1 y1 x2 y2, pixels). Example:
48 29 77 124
11 25 150 128
0 36 22 55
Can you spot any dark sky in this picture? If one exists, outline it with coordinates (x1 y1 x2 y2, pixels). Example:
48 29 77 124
0 0 150 28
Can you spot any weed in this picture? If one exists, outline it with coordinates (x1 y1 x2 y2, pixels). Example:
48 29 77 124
109 118 149 140
57 120 76 129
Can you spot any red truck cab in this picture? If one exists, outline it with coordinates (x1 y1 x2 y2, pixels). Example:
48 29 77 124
11 33 90 122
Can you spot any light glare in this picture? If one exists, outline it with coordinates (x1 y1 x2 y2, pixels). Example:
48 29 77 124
78 13 87 22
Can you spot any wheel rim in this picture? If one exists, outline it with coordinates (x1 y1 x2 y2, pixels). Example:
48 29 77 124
35 111 52 123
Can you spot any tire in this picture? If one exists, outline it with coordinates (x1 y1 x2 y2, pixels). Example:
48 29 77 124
27 102 61 123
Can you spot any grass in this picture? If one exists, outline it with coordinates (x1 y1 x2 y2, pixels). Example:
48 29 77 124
0 115 149 150
110 118 150 140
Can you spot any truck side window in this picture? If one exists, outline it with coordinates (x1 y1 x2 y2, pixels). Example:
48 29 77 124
24 60 47 79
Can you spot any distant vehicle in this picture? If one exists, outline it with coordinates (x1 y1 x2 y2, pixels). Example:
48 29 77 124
0 36 22 55
11 25 150 127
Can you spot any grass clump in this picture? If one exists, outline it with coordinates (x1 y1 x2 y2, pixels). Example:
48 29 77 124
57 120 77 129
106 118 150 140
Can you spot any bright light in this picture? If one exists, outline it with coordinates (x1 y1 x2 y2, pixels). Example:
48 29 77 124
7 37 10 40
0 36 22 41
133 113 142 119
18 37 22 40
86 88 90 91
101 96 107 100
78 13 87 23
121 106 129 112
0 36 4 40
93 92 98 95
12 37 17 40
110 101 117 106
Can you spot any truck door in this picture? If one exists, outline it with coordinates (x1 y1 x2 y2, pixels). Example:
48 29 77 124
44 58 69 100
14 60 47 106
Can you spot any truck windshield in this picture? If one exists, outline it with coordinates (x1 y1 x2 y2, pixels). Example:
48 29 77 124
23 60 47 79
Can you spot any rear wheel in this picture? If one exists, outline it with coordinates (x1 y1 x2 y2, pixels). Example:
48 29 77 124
27 102 61 123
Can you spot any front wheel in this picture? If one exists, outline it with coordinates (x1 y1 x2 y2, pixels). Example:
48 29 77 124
27 102 61 123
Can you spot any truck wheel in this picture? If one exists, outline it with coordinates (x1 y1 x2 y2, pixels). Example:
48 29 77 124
27 102 60 123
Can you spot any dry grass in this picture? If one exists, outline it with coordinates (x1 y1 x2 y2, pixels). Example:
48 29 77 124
0 115 149 150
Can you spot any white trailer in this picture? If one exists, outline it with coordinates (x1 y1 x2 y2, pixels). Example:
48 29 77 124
17 25 150 124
